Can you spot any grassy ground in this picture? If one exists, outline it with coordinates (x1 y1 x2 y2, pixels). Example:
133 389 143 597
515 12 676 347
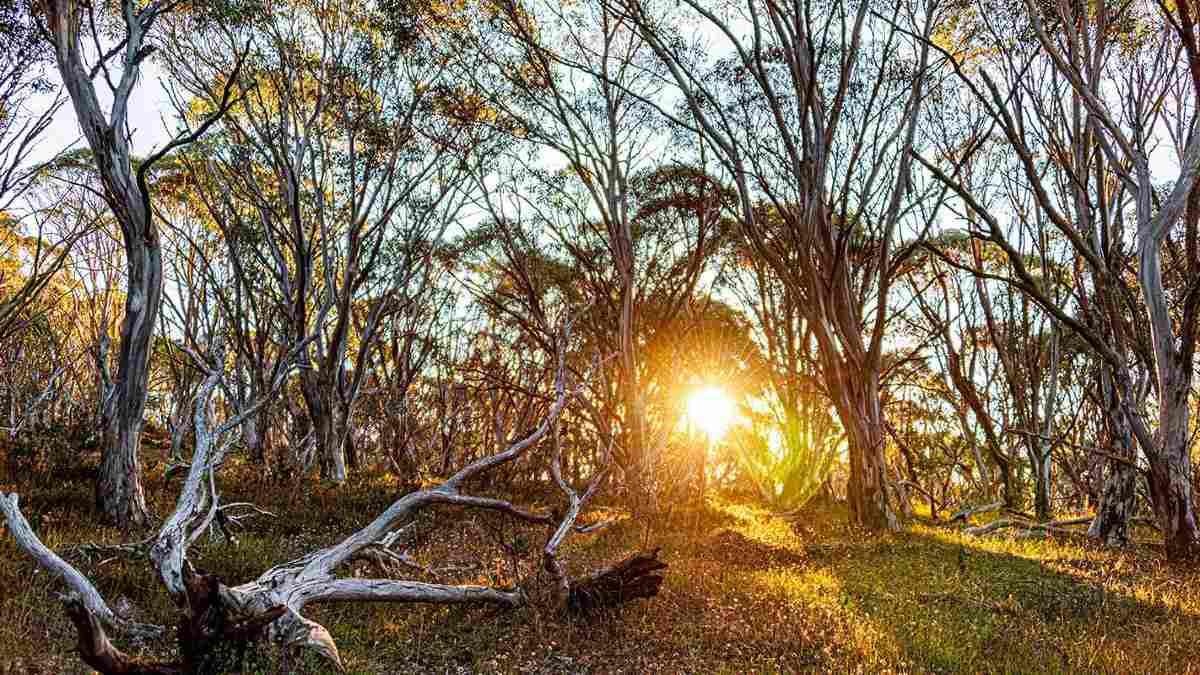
3 442 1200 673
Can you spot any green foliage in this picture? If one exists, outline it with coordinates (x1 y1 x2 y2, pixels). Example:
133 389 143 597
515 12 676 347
733 412 837 513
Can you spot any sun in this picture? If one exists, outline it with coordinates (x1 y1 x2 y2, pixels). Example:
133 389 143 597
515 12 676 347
687 386 735 440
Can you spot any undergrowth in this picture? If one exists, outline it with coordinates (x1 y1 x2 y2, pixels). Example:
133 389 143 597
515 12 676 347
2 441 1199 673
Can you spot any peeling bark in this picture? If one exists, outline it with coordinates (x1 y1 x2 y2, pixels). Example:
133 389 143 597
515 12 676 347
1088 369 1138 547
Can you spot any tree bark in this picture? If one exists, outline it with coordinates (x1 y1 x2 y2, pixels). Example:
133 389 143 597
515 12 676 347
832 368 897 531
1146 377 1199 558
301 373 346 484
1088 369 1137 546
45 0 240 527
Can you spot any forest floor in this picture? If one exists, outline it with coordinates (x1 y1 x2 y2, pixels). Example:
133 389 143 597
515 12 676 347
2 439 1200 674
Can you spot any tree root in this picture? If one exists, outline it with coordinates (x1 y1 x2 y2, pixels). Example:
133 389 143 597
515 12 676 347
64 598 181 675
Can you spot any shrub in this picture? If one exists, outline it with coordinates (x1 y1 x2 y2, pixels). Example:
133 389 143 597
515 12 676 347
732 411 838 513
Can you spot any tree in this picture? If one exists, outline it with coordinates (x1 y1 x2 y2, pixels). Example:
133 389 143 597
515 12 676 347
614 0 947 530
459 0 691 508
907 236 1074 519
37 0 244 526
0 311 659 672
918 0 1200 556
162 0 481 482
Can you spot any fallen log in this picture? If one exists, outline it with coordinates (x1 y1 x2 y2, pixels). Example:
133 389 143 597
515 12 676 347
950 501 1005 522
3 317 624 671
566 548 667 614
964 515 1161 538
964 517 1091 537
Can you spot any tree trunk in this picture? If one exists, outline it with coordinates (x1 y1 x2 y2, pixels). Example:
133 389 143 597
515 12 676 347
1087 460 1136 546
1088 371 1136 546
302 374 346 483
1030 450 1052 522
1147 378 1199 558
1032 322 1061 522
94 192 160 530
242 410 264 464
837 371 897 531
168 404 188 463
846 430 896 531
44 0 181 529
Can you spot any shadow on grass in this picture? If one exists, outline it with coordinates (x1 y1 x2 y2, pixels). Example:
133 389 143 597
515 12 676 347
809 529 1200 674
704 528 809 568
6 447 1200 674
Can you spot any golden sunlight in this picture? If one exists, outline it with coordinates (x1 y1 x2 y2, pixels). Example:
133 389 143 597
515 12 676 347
687 386 735 441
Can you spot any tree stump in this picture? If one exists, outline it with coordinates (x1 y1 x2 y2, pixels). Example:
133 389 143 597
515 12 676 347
566 548 667 613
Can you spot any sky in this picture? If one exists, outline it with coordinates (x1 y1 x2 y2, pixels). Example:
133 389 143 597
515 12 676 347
28 62 174 168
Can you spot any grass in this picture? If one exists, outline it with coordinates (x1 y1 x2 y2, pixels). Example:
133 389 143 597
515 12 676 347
2 441 1200 673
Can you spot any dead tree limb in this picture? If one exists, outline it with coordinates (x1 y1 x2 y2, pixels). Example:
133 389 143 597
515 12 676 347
964 516 1093 537
542 418 613 607
965 514 1161 538
3 311 609 672
0 493 164 641
950 501 1006 522
64 598 181 675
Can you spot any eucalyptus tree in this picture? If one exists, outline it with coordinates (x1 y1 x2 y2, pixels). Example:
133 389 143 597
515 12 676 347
0 7 82 360
884 361 978 519
353 278 453 474
162 0 484 482
0 309 653 672
723 209 847 509
157 213 224 462
455 159 732 506
916 0 1200 556
455 0 714 507
907 236 1077 520
612 0 948 529
905 250 1016 508
35 0 245 526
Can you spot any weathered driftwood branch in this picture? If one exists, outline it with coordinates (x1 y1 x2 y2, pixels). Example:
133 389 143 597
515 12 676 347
345 525 430 576
215 328 593 669
7 364 67 439
0 493 164 640
150 331 325 601
542 423 612 606
64 598 180 675
964 517 1091 537
347 546 432 577
965 514 1161 538
212 502 276 544
3 313 612 673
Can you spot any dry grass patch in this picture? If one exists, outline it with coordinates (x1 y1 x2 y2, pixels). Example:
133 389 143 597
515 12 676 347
3 446 1200 673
